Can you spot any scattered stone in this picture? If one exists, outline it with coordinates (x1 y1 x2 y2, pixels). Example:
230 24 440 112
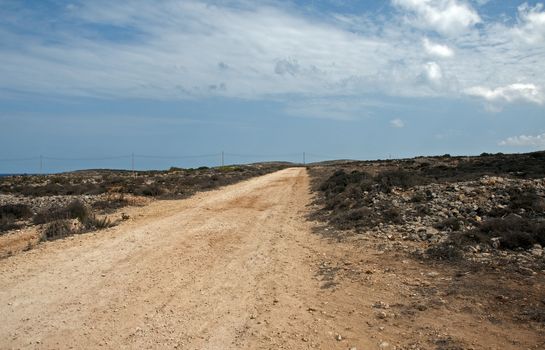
373 301 390 309
376 311 388 319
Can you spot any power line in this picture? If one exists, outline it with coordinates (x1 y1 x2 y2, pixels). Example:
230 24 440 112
0 157 41 162
134 153 221 160
43 155 132 161
305 152 347 160
0 151 365 173
224 152 300 158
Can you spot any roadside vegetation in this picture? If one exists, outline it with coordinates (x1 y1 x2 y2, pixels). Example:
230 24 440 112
0 163 289 253
310 151 545 254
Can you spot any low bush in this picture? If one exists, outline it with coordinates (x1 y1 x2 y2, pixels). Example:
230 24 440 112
320 170 374 196
410 191 428 203
0 204 32 220
43 220 73 240
331 207 375 230
34 200 89 224
424 243 464 261
435 217 462 231
461 216 545 250
376 169 427 193
137 184 165 197
92 195 129 213
0 204 33 233
382 206 404 224
508 188 545 214
0 217 20 232
82 215 112 230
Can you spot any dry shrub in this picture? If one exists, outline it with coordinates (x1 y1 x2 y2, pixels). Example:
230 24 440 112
376 169 427 193
435 217 462 231
43 220 73 240
92 194 129 213
34 200 89 224
460 215 545 250
0 204 32 232
424 244 464 261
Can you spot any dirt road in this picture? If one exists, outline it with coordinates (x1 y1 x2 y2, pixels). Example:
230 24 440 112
1 168 543 349
0 168 330 349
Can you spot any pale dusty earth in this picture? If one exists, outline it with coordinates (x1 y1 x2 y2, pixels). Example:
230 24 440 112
0 168 543 349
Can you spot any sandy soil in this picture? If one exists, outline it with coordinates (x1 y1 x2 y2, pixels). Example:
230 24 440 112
0 168 543 349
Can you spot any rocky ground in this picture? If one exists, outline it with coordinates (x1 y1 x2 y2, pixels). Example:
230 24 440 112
310 152 545 273
308 151 545 344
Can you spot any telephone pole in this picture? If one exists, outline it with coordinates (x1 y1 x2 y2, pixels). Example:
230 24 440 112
303 152 306 165
131 153 135 177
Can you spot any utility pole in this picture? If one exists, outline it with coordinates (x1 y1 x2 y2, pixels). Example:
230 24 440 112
131 153 135 177
39 155 43 174
221 151 224 166
303 152 305 165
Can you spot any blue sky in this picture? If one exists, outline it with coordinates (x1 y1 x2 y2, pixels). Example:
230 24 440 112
1 0 545 172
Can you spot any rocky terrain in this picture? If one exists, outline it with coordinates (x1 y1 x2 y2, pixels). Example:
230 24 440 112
309 151 545 340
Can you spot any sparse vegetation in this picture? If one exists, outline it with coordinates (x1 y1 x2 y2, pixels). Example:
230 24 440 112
434 217 462 231
0 204 33 232
43 219 73 240
91 194 129 213
0 163 289 252
310 151 545 260
461 216 545 250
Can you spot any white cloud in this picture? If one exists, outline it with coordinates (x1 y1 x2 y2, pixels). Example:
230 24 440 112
0 0 543 110
499 133 545 147
274 58 300 76
465 83 544 104
390 118 405 128
392 0 481 35
423 38 454 57
421 61 443 85
513 3 545 45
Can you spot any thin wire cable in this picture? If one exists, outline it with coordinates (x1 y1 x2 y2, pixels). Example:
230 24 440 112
134 153 221 160
43 155 132 161
224 153 300 158
0 157 41 162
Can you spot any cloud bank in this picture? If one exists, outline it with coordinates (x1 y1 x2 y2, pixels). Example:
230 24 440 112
0 0 543 111
499 133 545 147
